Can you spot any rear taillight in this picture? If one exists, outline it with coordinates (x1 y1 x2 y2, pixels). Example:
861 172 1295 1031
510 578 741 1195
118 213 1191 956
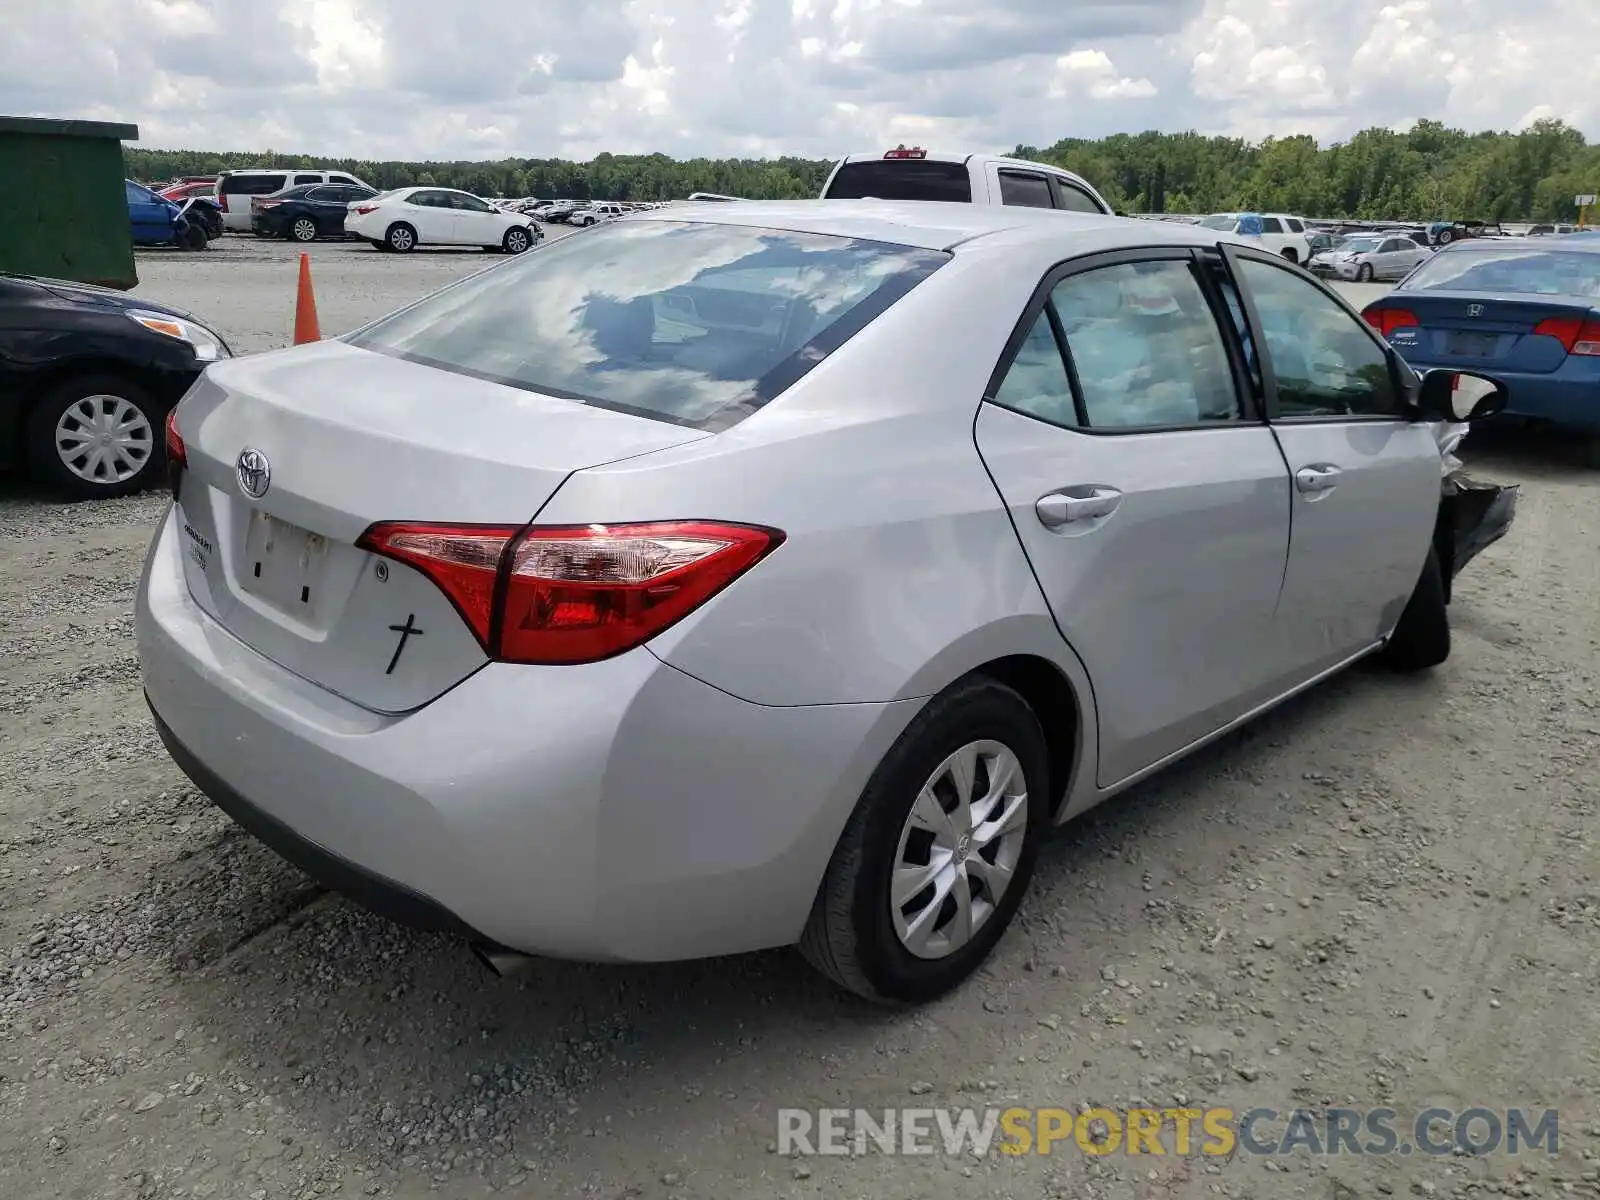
1363 306 1419 337
883 145 927 159
352 204 378 215
164 408 186 500
1533 316 1600 356
357 520 784 665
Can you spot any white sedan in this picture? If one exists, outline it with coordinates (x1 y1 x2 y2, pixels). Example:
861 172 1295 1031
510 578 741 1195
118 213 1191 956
346 187 541 254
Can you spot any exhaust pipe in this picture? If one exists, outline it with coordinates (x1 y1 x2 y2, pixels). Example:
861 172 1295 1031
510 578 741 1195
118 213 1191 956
470 942 535 978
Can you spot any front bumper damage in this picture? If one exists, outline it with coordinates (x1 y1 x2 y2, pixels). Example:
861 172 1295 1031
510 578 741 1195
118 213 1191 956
1434 422 1519 599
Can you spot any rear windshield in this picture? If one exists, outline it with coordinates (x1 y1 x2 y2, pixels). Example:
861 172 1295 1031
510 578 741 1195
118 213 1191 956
824 160 973 203
221 173 288 195
1401 247 1600 298
346 219 949 430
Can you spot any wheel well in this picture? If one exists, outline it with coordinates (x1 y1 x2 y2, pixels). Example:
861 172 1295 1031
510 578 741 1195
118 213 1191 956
969 654 1081 818
1281 247 1299 263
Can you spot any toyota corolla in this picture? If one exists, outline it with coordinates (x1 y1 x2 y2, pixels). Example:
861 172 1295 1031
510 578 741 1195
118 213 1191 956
137 201 1506 1004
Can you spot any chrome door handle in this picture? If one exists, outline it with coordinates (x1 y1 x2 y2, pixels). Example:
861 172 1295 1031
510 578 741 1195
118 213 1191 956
1036 487 1122 528
1294 465 1342 495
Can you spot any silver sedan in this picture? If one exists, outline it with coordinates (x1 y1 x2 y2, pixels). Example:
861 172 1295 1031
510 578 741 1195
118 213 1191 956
1315 233 1433 282
136 201 1504 1004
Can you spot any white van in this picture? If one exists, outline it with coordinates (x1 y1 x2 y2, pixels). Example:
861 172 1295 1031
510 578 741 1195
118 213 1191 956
820 147 1113 215
215 167 376 232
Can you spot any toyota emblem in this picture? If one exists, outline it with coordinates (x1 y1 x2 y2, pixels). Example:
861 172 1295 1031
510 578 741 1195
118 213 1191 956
1467 303 1484 318
236 447 271 499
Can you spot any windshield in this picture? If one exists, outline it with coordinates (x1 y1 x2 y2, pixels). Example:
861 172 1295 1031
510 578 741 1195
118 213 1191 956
346 219 949 430
1401 247 1600 298
1199 215 1237 230
823 160 973 202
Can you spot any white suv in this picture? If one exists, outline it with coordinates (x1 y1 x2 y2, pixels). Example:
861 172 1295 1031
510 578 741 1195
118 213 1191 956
821 147 1113 215
570 203 627 227
1198 212 1314 263
215 168 375 232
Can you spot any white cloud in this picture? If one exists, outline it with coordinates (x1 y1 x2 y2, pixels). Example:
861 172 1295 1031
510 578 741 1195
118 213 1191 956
0 0 1592 160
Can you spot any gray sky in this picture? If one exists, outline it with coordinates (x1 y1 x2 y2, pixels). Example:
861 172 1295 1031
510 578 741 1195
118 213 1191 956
4 0 1594 158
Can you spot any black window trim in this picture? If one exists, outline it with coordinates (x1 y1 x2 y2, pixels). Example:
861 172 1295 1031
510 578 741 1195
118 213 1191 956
981 245 1261 437
1216 242 1413 424
1046 175 1109 215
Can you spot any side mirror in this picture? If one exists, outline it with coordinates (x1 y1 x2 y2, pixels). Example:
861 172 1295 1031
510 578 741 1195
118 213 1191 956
1416 369 1508 422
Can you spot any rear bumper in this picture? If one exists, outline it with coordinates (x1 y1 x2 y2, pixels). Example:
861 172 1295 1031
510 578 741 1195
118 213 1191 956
136 508 918 963
1400 357 1600 431
249 216 282 237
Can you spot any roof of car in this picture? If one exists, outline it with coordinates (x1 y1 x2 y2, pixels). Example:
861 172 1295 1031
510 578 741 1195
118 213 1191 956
627 198 1239 255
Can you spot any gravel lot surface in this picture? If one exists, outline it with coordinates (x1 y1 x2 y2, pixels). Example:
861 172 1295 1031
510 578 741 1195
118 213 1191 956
2 234 1598 1200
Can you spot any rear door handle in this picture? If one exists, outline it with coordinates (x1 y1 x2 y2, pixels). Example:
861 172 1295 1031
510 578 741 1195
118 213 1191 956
1036 487 1123 528
1294 464 1342 496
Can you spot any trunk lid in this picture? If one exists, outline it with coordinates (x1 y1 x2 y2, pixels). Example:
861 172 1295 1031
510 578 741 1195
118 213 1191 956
174 340 709 713
1385 292 1598 374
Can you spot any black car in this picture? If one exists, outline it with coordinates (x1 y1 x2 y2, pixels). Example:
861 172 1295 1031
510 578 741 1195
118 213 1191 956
0 273 231 498
251 183 379 242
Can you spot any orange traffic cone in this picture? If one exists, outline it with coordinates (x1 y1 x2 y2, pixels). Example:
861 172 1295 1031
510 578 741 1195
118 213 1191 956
293 252 321 344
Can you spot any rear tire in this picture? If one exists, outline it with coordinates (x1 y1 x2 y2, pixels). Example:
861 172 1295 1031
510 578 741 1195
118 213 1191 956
385 222 417 253
25 373 164 500
798 677 1050 1004
1381 547 1450 672
289 216 318 243
1281 248 1299 264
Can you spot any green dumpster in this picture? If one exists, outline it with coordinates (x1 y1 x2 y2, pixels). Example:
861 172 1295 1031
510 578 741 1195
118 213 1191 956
0 115 141 289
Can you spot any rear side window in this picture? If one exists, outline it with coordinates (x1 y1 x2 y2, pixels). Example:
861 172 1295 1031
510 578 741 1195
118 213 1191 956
824 160 973 202
1260 217 1284 233
330 175 360 186
294 173 321 185
998 171 1053 209
1285 218 1304 232
347 220 949 430
1052 260 1241 428
221 174 288 196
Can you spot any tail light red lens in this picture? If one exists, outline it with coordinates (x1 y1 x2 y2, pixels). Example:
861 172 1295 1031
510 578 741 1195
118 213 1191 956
1362 306 1419 337
164 408 186 500
357 520 784 665
352 204 379 215
1533 316 1600 356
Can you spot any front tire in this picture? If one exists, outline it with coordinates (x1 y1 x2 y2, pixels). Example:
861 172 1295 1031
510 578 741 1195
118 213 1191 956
178 222 207 251
1382 547 1450 672
289 216 318 243
1281 247 1299 264
25 374 163 499
385 222 417 252
1358 263 1374 282
501 226 532 254
799 677 1050 1004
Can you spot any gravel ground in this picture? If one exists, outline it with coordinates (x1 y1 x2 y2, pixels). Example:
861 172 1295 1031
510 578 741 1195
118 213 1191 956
2 240 1598 1200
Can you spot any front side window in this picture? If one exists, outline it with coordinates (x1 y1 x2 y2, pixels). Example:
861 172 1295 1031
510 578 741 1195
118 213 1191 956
1051 260 1241 428
346 220 948 431
1233 258 1400 418
998 171 1053 209
1285 218 1304 232
1050 179 1105 214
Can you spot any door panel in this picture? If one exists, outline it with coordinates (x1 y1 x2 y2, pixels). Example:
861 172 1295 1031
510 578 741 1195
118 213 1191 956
1224 250 1443 675
977 406 1291 785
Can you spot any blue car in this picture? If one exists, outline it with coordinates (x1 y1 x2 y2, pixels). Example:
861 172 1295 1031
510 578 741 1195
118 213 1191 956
126 179 207 250
1361 237 1600 443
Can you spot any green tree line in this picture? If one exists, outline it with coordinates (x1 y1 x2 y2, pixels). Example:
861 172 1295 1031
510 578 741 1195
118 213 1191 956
124 118 1599 221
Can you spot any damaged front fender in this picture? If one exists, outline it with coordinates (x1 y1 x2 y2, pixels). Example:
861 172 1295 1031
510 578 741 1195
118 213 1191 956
1436 472 1520 601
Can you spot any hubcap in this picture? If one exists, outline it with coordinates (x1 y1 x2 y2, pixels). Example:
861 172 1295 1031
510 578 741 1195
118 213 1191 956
891 740 1029 960
393 229 412 249
509 231 527 251
54 394 153 485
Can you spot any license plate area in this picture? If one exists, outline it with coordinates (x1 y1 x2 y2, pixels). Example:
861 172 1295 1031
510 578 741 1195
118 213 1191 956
1445 331 1498 358
240 510 330 615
